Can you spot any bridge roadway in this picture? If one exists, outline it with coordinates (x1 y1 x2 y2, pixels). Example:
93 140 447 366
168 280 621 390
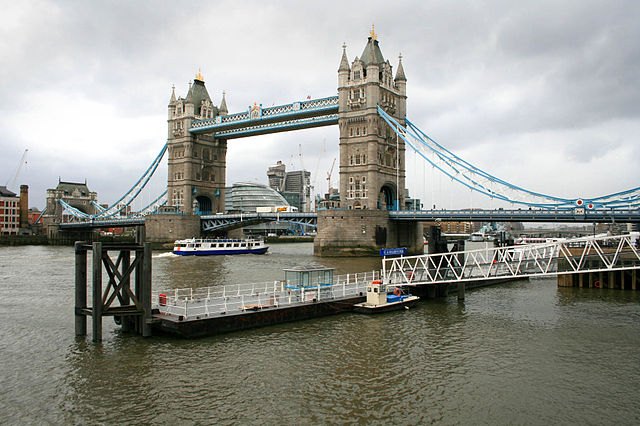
58 208 640 231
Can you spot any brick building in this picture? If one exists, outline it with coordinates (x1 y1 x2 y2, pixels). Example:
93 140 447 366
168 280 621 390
0 186 20 235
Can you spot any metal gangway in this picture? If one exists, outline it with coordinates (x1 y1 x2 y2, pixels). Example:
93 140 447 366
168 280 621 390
383 233 640 286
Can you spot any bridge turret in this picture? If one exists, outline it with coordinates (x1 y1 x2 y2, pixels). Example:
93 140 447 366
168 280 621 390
219 91 228 116
338 43 350 88
394 55 407 120
168 85 177 119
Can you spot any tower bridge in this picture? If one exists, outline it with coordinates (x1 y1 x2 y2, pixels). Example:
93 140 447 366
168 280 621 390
53 29 640 256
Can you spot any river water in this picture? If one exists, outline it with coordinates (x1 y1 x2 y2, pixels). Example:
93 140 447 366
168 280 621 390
1 243 639 424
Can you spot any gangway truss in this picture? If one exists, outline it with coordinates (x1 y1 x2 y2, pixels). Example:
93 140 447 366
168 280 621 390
383 233 640 286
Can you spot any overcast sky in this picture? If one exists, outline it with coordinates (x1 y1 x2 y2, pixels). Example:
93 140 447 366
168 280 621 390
2 0 639 210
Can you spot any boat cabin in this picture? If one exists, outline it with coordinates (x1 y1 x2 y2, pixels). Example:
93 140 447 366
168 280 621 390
283 264 334 288
365 280 387 306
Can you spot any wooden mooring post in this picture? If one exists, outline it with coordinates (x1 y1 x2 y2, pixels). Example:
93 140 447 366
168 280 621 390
74 241 152 342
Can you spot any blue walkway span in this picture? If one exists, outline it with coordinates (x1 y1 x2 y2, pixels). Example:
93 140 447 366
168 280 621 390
190 96 338 138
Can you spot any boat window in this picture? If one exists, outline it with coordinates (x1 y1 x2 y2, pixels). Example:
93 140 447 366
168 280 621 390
187 244 194 248
367 287 372 292
233 243 239 247
374 287 378 293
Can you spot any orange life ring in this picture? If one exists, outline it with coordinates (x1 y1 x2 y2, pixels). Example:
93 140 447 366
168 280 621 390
394 287 402 296
594 281 600 288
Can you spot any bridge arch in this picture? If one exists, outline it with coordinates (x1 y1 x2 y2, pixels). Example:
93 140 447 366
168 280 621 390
378 183 397 211
195 195 212 215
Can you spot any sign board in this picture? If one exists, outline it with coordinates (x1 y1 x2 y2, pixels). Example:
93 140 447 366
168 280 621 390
380 247 406 257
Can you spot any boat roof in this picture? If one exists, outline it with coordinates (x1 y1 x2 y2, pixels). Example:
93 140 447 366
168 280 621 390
174 238 263 243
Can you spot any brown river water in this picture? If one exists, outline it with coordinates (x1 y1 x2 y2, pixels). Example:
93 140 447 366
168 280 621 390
1 243 639 424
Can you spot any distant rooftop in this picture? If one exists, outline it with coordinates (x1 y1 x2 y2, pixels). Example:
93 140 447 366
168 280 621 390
56 180 91 196
0 186 18 197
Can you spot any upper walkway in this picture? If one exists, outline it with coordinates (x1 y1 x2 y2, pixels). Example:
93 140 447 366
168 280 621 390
189 96 338 138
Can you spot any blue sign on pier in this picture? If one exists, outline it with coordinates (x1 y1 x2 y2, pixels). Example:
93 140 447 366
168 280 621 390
380 247 406 257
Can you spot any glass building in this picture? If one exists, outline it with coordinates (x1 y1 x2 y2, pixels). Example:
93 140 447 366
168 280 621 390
224 182 290 213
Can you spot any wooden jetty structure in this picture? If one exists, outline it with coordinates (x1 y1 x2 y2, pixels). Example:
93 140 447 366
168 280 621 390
75 241 152 342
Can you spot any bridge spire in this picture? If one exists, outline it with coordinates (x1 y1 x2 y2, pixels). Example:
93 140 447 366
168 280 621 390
219 91 228 115
395 54 406 82
338 43 350 72
195 68 204 82
369 24 377 41
169 84 176 104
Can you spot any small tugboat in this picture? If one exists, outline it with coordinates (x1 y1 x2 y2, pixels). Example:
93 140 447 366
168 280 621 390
173 238 268 255
353 280 419 314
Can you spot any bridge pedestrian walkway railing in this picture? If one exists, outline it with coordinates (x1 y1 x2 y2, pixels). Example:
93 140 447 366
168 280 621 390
152 270 379 320
191 96 338 129
383 234 640 286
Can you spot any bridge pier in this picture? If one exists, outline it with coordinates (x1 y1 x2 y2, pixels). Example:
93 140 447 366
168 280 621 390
313 210 422 257
144 214 200 244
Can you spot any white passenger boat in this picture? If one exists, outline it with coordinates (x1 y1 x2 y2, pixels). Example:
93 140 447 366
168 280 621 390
173 238 268 255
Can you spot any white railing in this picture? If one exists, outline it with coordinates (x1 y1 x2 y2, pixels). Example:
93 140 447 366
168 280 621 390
384 233 640 286
152 270 379 320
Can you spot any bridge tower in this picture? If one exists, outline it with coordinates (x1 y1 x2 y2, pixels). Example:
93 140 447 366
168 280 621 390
42 180 98 242
315 29 421 256
167 72 228 215
337 27 407 211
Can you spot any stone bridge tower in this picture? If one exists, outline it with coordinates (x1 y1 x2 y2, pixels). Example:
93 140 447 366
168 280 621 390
167 72 228 215
315 30 421 257
338 27 407 211
42 180 98 241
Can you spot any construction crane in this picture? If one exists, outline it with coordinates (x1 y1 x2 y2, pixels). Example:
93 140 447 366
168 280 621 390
6 149 28 191
326 158 336 195
298 144 305 171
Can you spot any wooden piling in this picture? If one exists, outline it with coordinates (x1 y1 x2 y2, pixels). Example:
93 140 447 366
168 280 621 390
141 242 152 337
92 242 103 342
609 271 616 289
457 281 465 301
579 273 584 288
136 226 146 244
599 271 604 289
74 242 87 336
134 247 142 335
120 250 131 333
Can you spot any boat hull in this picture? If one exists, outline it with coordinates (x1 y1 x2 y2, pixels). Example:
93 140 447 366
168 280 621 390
173 247 268 256
353 295 420 314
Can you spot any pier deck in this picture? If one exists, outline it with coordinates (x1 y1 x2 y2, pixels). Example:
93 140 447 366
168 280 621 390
151 271 378 337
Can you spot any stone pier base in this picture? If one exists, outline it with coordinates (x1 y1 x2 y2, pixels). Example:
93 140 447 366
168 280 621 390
313 210 422 257
145 214 200 243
